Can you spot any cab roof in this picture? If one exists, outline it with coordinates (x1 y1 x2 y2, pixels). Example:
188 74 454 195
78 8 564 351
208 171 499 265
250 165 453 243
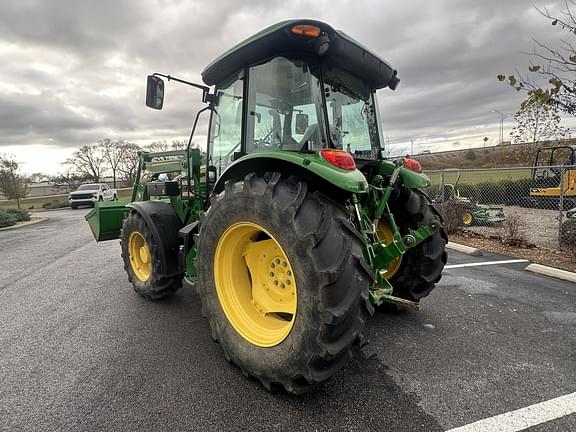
201 19 399 91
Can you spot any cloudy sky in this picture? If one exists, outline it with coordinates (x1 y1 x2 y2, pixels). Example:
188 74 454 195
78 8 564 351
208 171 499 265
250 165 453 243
0 0 572 174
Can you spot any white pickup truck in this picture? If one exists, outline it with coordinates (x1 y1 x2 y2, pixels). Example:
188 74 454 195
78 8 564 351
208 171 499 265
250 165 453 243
68 183 118 209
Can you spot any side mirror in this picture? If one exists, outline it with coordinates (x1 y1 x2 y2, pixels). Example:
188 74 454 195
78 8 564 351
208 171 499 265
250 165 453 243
206 165 218 193
295 113 309 134
146 75 164 109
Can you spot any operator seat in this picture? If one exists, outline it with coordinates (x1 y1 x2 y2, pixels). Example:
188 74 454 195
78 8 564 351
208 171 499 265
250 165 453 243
298 124 320 149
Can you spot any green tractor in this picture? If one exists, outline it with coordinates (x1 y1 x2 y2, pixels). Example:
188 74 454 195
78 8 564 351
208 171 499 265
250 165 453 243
434 170 505 227
86 20 447 394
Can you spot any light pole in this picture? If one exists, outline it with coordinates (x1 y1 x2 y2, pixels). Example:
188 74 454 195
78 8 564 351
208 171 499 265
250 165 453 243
491 109 507 145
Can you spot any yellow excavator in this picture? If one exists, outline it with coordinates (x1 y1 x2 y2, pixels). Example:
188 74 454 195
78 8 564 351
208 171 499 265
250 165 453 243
528 146 576 210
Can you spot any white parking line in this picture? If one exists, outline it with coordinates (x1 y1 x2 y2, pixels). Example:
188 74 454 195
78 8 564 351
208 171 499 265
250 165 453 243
445 259 528 269
445 391 576 432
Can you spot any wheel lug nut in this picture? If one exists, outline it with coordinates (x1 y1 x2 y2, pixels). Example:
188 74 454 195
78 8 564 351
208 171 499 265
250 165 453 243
283 262 287 267
276 258 280 264
274 280 278 285
269 272 274 276
286 280 291 285
280 283 285 289
287 270 291 276
270 263 275 268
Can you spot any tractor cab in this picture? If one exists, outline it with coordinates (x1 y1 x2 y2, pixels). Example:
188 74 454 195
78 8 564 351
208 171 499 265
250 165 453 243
200 20 400 177
533 146 576 185
529 145 576 209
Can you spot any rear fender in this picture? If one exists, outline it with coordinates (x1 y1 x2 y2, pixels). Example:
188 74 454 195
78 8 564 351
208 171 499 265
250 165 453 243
127 201 183 278
213 152 369 199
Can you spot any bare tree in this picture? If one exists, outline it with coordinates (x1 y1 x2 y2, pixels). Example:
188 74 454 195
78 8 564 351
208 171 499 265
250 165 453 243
143 140 191 161
65 144 106 182
171 139 188 150
117 142 142 185
0 154 29 208
49 170 91 191
101 138 128 188
498 1 576 114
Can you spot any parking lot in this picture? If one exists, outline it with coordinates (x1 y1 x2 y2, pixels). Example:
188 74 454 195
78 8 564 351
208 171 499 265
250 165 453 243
1 209 575 431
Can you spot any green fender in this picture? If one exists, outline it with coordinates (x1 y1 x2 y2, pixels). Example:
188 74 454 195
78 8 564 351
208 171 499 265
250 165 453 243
213 151 369 194
378 159 431 189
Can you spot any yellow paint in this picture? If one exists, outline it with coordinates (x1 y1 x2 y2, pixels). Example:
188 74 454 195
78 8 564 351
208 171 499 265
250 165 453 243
128 231 152 282
377 223 402 279
531 168 576 197
214 222 297 347
462 212 473 226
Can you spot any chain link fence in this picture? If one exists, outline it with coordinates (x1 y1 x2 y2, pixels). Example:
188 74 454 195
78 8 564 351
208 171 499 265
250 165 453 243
424 165 576 250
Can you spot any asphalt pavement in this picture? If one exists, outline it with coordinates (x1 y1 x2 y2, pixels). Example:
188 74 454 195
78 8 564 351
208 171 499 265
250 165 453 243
0 209 574 431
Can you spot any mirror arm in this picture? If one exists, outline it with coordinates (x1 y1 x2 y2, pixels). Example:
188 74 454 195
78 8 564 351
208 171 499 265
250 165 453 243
185 105 213 202
153 72 213 103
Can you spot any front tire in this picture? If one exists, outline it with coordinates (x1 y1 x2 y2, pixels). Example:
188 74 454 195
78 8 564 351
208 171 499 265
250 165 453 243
387 189 448 301
196 173 373 394
120 212 182 300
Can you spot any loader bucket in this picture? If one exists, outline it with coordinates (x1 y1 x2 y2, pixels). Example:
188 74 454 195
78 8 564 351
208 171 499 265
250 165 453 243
85 201 130 241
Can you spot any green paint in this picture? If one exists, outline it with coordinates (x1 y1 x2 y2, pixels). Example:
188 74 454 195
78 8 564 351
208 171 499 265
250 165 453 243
227 151 369 193
379 159 431 189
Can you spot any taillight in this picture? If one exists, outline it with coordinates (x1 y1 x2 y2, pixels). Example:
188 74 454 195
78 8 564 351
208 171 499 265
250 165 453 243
320 149 356 171
291 24 321 38
403 158 422 173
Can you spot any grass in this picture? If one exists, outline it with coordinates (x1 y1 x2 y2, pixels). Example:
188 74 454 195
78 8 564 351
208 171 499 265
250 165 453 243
425 168 532 186
0 188 133 210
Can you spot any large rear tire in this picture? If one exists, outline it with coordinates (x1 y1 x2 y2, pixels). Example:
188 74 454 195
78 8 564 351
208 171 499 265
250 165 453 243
387 189 448 301
196 172 373 394
120 212 182 300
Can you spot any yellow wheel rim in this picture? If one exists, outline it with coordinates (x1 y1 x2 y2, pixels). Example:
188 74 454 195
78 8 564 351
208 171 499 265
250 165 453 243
377 223 402 279
463 212 473 226
128 231 152 282
214 222 297 347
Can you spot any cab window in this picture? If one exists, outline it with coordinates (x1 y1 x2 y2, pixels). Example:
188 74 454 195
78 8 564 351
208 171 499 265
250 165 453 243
210 78 244 176
245 57 326 153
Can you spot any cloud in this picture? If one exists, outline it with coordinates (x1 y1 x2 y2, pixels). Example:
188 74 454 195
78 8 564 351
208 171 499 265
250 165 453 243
0 0 571 173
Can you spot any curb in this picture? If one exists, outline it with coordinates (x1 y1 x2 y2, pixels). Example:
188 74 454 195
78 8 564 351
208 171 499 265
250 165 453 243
446 242 483 256
0 217 48 231
525 263 576 284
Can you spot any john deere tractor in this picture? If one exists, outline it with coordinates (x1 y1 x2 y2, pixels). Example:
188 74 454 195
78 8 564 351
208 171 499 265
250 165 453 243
434 170 505 226
86 20 447 394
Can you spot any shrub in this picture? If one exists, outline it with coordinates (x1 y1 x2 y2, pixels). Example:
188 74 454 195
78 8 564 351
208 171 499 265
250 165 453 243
498 212 527 246
4 208 30 222
560 218 576 247
434 203 464 234
42 200 69 209
0 209 17 228
465 150 477 161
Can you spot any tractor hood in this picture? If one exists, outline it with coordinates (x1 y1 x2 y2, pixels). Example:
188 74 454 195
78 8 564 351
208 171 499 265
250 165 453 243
201 19 399 91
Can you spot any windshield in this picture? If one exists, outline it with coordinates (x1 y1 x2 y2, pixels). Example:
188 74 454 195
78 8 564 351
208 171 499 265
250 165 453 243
323 68 381 159
77 184 99 191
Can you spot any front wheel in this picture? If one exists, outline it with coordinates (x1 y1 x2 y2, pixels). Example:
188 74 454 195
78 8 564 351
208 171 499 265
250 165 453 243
120 212 182 300
462 210 474 226
196 173 373 394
